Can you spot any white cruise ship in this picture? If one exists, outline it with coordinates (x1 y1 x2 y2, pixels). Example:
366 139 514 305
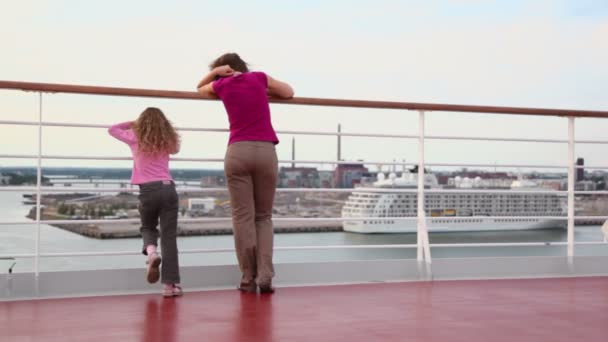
341 170 567 233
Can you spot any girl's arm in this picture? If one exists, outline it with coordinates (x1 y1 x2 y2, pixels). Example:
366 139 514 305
196 65 235 97
266 75 294 99
170 141 181 155
108 121 136 144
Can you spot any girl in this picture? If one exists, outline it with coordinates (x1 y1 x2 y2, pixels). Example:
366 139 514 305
197 53 294 293
108 107 182 297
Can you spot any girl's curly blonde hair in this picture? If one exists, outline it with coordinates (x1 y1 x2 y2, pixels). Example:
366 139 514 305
133 107 180 155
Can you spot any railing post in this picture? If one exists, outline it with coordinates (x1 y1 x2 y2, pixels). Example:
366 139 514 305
35 93 43 276
417 110 431 263
567 117 575 259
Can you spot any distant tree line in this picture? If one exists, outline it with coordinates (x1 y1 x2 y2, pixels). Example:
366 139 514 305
56 202 135 218
0 167 224 180
1 172 49 185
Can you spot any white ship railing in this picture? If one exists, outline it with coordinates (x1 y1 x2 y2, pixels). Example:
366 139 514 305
1 80 608 275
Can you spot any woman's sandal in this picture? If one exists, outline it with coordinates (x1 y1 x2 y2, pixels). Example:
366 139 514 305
237 282 257 293
258 283 275 294
146 252 162 284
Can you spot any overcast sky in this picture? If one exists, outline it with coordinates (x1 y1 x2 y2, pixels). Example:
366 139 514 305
1 0 607 173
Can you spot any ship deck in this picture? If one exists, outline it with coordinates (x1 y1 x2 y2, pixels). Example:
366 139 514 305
2 276 607 342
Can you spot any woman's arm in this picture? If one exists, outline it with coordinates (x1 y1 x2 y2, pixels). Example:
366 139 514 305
196 65 235 96
108 121 136 144
266 75 294 99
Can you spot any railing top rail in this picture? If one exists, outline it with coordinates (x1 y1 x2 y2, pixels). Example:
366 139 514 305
1 80 607 118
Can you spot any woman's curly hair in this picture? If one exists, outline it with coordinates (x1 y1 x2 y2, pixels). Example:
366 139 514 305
133 107 180 155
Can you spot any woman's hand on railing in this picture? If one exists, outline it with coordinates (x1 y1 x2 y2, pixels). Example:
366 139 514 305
196 65 234 90
267 75 294 99
214 65 236 78
196 66 232 98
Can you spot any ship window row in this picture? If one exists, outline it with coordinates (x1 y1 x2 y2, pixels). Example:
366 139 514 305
346 206 560 213
361 217 550 224
495 218 540 223
432 219 483 224
347 203 560 210
377 199 562 204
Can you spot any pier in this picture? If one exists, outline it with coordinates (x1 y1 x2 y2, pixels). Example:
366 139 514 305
46 220 343 239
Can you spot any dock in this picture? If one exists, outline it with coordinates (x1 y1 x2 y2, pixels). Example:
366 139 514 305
49 220 343 239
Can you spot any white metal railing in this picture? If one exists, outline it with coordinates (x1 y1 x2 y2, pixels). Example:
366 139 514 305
3 241 608 261
6 215 599 226
8 119 608 144
3 118 608 144
2 186 601 196
1 82 608 275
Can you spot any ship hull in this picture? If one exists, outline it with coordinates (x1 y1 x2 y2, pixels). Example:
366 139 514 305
342 217 566 233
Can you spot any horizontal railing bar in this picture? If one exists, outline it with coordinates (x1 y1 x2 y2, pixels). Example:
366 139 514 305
0 120 233 133
428 241 608 247
5 120 608 144
574 191 608 195
0 246 421 259
0 154 131 161
574 241 608 245
0 253 36 258
276 244 420 250
430 242 566 247
0 154 37 159
279 129 416 139
0 154 413 166
3 240 606 260
0 186 38 191
576 166 608 170
0 186 572 195
425 189 566 195
425 162 567 169
0 154 576 169
571 216 608 220
0 217 416 225
0 120 414 139
426 135 567 143
0 186 382 193
1 186 395 193
294 215 550 220
0 120 107 129
0 215 576 226
2 80 608 117
575 139 608 144
429 138 603 145
0 120 38 126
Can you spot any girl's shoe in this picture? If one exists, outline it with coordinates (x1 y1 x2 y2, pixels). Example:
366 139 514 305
163 284 183 297
146 252 162 284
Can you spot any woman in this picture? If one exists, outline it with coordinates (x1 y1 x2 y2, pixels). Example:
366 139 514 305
108 107 182 297
197 53 294 293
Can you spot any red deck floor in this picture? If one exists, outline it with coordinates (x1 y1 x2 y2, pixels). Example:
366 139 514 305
1 277 607 342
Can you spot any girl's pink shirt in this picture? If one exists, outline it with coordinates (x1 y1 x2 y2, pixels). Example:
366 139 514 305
108 122 173 184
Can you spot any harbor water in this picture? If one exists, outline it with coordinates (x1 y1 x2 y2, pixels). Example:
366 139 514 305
0 191 606 274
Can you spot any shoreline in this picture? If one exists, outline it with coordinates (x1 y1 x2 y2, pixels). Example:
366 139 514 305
27 210 344 239
27 211 603 239
22 193 606 239
50 221 344 239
